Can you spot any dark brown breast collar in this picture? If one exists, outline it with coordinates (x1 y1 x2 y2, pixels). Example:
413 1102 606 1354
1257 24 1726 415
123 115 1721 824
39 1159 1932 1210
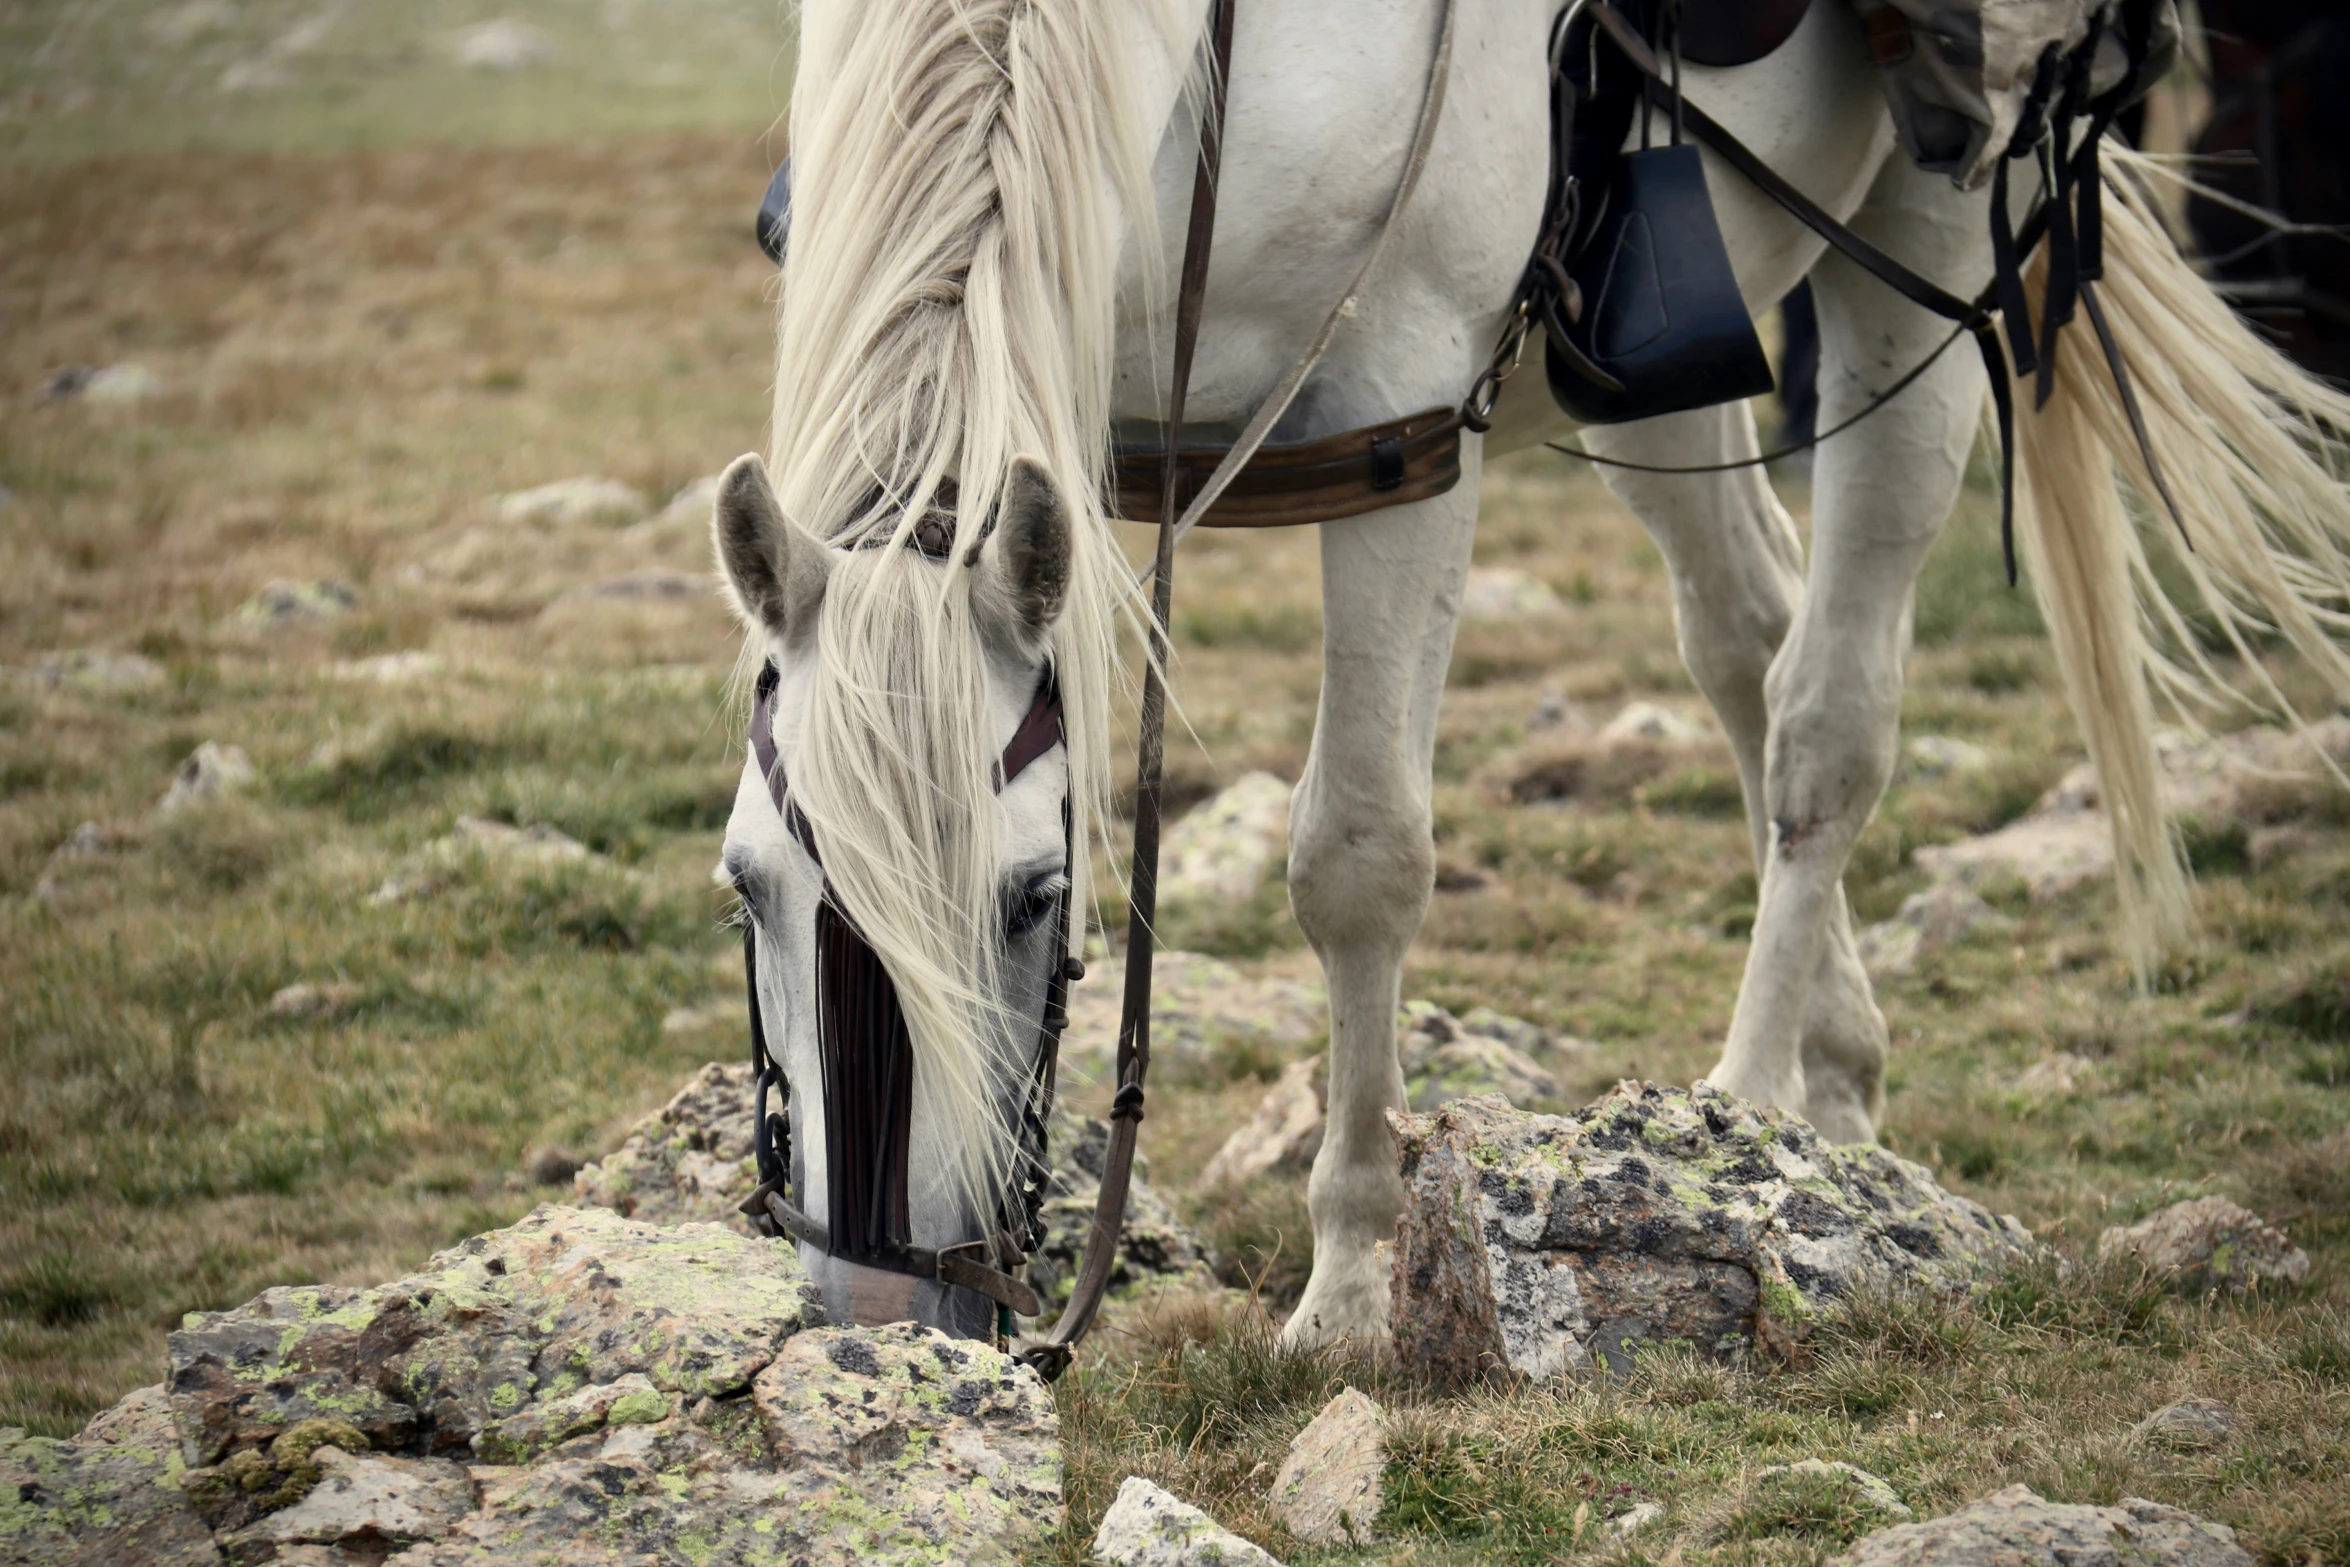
736 658 1070 1323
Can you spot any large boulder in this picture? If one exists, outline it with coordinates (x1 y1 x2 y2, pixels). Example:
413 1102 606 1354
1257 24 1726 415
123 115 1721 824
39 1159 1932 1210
18 1205 1061 1564
574 1062 1217 1315
1388 1084 2034 1384
1062 949 1325 1078
1836 1485 2251 1567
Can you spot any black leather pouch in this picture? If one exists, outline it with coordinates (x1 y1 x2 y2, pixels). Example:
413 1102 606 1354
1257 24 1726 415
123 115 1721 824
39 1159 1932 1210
1546 143 1774 425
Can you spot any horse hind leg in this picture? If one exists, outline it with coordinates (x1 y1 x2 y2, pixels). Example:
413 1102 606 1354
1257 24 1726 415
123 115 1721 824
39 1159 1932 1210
1582 404 1882 1140
1719 155 1990 1140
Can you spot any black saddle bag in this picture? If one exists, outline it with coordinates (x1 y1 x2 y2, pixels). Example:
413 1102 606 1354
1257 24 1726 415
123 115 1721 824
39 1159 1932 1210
1545 140 1775 425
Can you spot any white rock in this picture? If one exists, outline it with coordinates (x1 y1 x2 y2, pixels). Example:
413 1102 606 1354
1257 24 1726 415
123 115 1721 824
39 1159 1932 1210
232 579 357 631
648 473 723 529
449 816 589 863
1529 684 1591 735
1914 812 2112 901
2130 1397 2239 1451
25 649 165 691
1159 772 1292 906
1093 1476 1283 1567
1199 1057 1323 1188
1857 884 2013 977
1599 701 1713 746
1462 566 1566 621
1614 1501 1666 1536
269 982 363 1019
2096 1197 2310 1292
329 651 442 684
1842 1484 2252 1567
1755 1459 1912 1521
1062 950 1324 1075
80 363 164 405
558 570 715 602
250 1447 471 1546
2015 1051 2093 1097
455 17 554 71
1906 736 1990 781
1271 1388 1384 1546
496 476 647 527
158 742 256 813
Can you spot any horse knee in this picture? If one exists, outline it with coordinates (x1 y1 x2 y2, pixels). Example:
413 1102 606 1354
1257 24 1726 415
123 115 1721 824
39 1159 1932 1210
1287 789 1433 957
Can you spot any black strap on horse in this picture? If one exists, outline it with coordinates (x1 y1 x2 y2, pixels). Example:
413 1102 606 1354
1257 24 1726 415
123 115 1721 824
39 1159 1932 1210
1015 0 1238 1383
1552 0 2185 587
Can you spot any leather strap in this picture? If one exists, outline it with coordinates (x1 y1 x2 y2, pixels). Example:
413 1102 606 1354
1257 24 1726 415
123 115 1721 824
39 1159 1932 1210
744 1185 1045 1318
1156 0 1457 557
1114 406 1465 528
1018 0 1237 1383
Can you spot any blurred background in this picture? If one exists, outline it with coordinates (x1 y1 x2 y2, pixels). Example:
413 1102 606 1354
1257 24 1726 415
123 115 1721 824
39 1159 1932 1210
3 15 2343 1546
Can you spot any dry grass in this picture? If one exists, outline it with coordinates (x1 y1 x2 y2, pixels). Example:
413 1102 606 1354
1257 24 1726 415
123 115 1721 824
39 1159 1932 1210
2 35 2346 1567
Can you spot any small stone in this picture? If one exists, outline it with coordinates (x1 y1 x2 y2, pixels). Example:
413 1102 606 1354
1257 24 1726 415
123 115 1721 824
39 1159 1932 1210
1158 772 1293 907
1756 1459 1911 1522
328 650 442 683
448 815 589 863
1199 1057 1324 1188
495 475 645 526
158 741 256 813
559 570 716 602
269 982 364 1019
2131 1396 2239 1451
454 17 554 70
1914 812 2112 901
1094 1476 1284 1567
1857 885 2012 978
1529 684 1591 735
2015 1052 2093 1097
1838 1484 2253 1567
1905 736 1991 781
1599 701 1712 746
1271 1387 1384 1546
1061 948 1324 1076
1462 566 1565 621
2096 1197 2309 1292
525 1146 583 1188
27 649 165 691
648 474 723 529
1614 1501 1666 1536
42 362 163 405
233 579 357 631
35 820 111 903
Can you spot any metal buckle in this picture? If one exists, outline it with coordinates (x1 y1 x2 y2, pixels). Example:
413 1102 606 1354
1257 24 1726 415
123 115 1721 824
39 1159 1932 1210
932 1238 992 1283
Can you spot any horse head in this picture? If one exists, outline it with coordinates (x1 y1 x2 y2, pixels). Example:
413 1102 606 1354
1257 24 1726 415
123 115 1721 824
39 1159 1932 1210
713 452 1079 1338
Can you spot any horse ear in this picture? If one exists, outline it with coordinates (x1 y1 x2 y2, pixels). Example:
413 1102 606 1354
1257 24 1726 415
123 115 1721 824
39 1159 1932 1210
981 456 1071 636
712 454 828 640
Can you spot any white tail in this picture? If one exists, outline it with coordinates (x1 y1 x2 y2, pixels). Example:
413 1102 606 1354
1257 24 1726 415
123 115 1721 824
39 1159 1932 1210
2014 146 2350 978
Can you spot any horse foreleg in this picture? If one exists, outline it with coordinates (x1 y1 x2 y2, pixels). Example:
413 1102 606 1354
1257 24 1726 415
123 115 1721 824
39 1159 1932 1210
1717 156 1989 1139
1281 465 1483 1348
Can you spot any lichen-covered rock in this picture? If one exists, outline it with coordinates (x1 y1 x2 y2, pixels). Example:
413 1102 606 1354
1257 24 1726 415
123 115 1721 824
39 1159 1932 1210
0 1385 217 1566
573 1063 1217 1320
1026 1106 1220 1315
1063 950 1325 1078
46 1207 1066 1565
2095 1198 2310 1292
167 1205 820 1471
1271 1388 1384 1546
1093 1476 1283 1567
1158 773 1294 908
573 1061 763 1233
1835 1485 2252 1567
1201 1002 1584 1187
1388 1085 2035 1384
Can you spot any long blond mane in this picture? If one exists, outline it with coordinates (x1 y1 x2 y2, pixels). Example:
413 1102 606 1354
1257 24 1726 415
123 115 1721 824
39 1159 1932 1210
763 0 1178 1213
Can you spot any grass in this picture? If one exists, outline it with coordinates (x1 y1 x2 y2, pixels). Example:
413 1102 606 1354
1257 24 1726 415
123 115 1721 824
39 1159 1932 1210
2 20 2347 1567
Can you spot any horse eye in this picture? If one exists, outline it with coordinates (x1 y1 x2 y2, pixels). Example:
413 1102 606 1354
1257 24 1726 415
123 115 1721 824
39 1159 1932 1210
1004 870 1069 937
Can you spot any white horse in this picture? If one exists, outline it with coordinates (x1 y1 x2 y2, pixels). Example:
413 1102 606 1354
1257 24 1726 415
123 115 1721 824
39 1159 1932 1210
715 0 2350 1345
